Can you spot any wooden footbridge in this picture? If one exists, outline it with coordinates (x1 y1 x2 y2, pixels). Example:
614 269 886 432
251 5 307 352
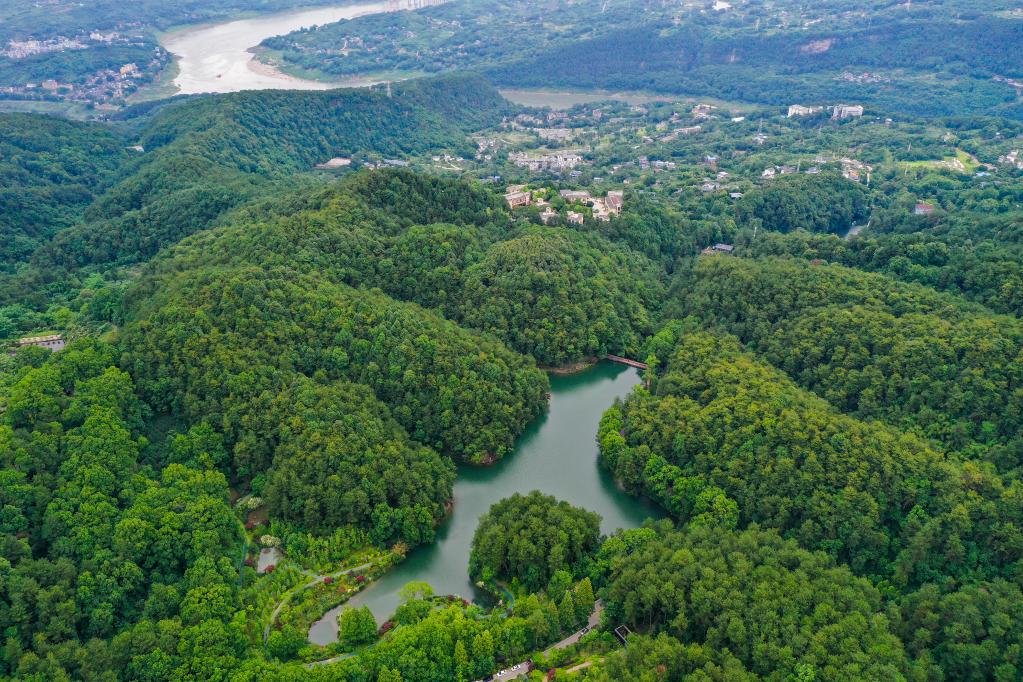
605 355 648 370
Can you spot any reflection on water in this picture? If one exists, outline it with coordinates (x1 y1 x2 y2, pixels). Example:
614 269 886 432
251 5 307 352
309 362 661 643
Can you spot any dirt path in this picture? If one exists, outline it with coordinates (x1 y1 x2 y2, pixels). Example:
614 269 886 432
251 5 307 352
263 562 373 643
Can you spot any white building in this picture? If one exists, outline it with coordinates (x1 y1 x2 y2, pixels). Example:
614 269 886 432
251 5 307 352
832 104 864 120
787 104 823 117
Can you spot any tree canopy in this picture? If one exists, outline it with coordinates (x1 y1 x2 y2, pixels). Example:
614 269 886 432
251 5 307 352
469 492 601 592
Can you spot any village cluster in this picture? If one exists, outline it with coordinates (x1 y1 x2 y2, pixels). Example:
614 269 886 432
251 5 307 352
451 97 885 203
0 28 165 106
503 186 624 226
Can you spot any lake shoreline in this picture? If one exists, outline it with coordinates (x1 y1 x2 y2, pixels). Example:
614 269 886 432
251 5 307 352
543 357 600 376
304 362 661 643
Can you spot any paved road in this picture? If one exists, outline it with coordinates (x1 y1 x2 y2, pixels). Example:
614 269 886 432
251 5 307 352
488 600 604 682
543 599 603 656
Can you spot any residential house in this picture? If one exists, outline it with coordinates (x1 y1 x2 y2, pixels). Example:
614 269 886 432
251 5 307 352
914 203 936 216
537 128 574 142
692 103 716 119
510 152 583 173
606 190 624 215
559 190 592 202
505 191 532 209
998 150 1023 169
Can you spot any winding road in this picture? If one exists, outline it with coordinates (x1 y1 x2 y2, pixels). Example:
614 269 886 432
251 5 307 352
488 600 604 682
263 562 373 643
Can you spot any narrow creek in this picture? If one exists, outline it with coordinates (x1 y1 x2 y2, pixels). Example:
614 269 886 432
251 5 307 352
308 362 662 645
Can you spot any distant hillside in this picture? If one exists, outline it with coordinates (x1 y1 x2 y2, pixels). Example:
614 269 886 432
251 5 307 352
487 15 1023 118
0 73 510 306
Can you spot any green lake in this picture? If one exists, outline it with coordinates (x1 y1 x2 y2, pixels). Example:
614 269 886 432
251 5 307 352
309 362 662 644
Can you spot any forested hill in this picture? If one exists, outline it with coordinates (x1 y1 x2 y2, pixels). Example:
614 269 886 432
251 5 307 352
261 0 1023 118
0 113 129 274
487 14 1023 118
666 256 1023 474
0 73 509 308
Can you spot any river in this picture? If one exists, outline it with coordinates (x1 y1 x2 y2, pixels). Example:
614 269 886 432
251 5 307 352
161 3 393 94
308 362 661 645
160 5 679 105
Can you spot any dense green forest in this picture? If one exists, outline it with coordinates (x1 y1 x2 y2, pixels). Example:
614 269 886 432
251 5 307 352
3 3 1023 671
598 330 1023 678
0 114 128 273
0 74 508 313
666 256 1023 472
469 492 601 592
735 172 869 235
259 0 684 78
750 210 1023 316
0 340 242 680
599 522 917 680
487 13 1023 117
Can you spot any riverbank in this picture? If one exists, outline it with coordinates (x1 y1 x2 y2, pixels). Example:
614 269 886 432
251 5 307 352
158 2 394 95
250 44 415 87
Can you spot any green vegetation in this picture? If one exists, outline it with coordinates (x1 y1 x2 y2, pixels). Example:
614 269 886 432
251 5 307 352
458 229 662 365
736 172 869 234
601 330 1022 586
337 606 377 650
0 73 509 312
122 264 548 466
0 340 242 680
751 210 1023 316
266 0 1023 118
260 0 678 79
4 3 1023 676
0 113 128 272
469 492 601 592
668 256 1023 472
595 522 916 680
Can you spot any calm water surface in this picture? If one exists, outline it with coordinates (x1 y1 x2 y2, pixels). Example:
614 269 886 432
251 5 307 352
162 3 392 94
308 362 661 644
